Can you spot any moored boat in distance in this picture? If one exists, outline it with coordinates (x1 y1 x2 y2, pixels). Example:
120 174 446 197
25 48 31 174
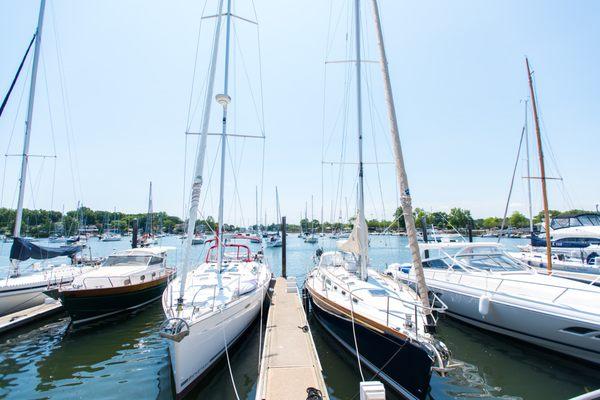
55 246 175 324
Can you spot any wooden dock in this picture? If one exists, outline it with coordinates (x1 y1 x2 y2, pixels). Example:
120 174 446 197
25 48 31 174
0 301 63 334
256 276 328 400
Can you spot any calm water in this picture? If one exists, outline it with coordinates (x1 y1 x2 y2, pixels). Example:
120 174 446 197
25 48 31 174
0 235 597 399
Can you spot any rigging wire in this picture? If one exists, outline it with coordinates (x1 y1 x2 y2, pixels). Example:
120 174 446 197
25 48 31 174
49 1 84 205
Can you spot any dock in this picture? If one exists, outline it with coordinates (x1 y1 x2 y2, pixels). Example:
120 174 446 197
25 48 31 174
0 301 63 334
256 276 328 400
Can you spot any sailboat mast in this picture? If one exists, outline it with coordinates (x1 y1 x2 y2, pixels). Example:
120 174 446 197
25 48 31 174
354 0 368 281
146 181 153 234
368 0 432 312
524 100 534 235
526 58 552 273
178 0 226 304
215 0 234 286
255 185 258 231
13 0 46 239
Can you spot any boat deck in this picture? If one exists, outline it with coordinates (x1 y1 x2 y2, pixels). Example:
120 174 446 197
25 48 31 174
0 301 63 334
256 277 328 400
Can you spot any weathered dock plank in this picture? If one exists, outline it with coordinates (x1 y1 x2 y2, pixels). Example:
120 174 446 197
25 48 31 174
0 301 62 334
256 277 328 400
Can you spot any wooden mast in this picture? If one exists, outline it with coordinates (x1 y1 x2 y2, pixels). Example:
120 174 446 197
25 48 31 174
526 57 552 274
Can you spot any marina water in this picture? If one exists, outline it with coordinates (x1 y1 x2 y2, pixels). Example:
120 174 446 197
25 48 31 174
0 236 597 399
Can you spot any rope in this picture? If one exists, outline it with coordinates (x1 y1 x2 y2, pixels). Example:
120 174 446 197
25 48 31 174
257 282 263 373
222 323 241 400
348 290 365 381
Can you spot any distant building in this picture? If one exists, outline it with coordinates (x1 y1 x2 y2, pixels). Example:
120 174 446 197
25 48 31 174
79 225 99 235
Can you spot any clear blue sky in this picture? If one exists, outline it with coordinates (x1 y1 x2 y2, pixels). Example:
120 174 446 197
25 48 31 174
1 0 599 226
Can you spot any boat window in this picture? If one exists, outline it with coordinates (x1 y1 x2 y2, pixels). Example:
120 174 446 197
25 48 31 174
368 289 387 297
569 218 582 227
550 218 569 230
578 215 600 226
457 253 527 272
103 255 150 266
149 256 163 265
422 259 449 269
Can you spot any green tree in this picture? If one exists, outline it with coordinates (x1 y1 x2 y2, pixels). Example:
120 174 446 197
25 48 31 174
509 211 529 228
447 208 472 229
482 217 501 229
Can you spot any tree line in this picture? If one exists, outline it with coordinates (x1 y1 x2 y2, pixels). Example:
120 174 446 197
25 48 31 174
1 206 596 238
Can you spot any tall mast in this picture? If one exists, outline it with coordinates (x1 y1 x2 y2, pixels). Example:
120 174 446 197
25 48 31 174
13 0 46 239
146 181 153 234
526 57 552 274
255 185 258 231
354 0 368 281
215 0 234 288
275 186 280 232
368 0 432 313
524 100 534 236
178 0 226 305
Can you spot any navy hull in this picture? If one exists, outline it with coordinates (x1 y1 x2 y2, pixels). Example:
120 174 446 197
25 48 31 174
308 293 433 400
59 276 170 324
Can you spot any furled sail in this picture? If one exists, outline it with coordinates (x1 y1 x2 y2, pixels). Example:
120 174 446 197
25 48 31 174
337 213 368 257
9 237 81 262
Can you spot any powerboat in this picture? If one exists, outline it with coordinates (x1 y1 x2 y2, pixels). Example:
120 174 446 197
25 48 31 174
510 247 600 285
101 232 122 242
55 246 175 324
304 233 318 244
191 234 205 245
266 234 282 247
386 242 600 365
0 238 94 316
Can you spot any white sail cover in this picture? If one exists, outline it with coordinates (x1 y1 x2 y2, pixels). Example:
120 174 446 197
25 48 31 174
337 213 368 257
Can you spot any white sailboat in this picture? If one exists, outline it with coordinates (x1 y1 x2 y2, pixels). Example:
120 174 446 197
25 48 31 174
305 1 453 399
0 0 95 316
160 1 271 396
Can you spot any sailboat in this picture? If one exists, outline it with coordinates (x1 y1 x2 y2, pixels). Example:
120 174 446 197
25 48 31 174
266 187 282 247
159 1 271 396
304 195 318 244
101 208 122 242
305 1 452 398
0 0 95 316
139 182 157 247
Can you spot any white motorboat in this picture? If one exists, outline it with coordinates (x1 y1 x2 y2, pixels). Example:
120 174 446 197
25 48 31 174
510 246 600 285
266 234 282 247
101 233 122 242
386 242 600 365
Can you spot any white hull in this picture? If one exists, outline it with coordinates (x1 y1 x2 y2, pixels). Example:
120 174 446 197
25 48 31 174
394 272 600 364
436 287 599 364
167 279 268 396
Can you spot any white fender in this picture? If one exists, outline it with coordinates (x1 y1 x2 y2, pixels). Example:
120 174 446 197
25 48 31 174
478 294 491 316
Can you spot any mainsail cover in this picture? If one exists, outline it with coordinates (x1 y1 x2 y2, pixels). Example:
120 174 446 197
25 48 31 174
9 237 81 261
